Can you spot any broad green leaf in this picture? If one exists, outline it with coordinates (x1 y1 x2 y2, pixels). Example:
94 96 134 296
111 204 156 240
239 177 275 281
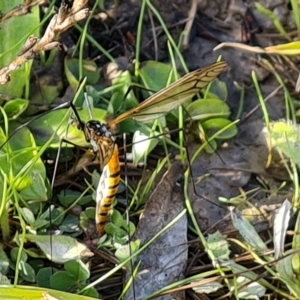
28 259 44 273
206 231 230 261
19 261 36 282
0 245 9 274
79 285 99 298
193 281 223 294
201 118 238 140
3 99 29 120
207 79 228 101
111 210 124 228
19 171 48 201
139 61 177 99
132 130 158 165
38 206 65 227
64 58 100 87
108 70 138 116
36 267 58 288
187 98 230 121
0 1 40 97
276 252 300 297
0 275 10 285
58 190 92 207
0 285 98 299
84 207 95 219
115 240 140 268
10 247 28 263
21 207 35 225
26 234 93 264
50 271 77 291
231 208 268 252
270 121 300 166
59 215 80 233
203 138 217 154
28 108 107 148
64 259 90 281
230 276 266 299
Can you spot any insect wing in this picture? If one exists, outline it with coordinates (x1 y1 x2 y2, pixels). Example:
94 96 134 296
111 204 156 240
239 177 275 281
108 61 227 125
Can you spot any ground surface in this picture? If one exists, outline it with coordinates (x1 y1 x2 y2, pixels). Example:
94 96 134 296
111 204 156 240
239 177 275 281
3 0 299 299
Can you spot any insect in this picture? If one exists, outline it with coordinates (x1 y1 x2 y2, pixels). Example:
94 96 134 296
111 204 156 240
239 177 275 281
71 61 227 236
74 61 227 168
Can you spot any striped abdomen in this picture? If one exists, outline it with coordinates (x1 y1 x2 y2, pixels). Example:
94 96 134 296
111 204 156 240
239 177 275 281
95 144 120 236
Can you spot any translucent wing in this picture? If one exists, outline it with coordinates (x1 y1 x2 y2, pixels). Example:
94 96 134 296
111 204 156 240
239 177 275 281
108 61 227 126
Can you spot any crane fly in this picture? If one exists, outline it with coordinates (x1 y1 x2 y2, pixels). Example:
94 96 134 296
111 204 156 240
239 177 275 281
70 61 227 235
74 61 227 168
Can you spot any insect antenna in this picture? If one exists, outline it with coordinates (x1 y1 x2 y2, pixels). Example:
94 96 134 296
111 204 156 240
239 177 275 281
47 78 89 271
0 101 70 151
50 78 88 189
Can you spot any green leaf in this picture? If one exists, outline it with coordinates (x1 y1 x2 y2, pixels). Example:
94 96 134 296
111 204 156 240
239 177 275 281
84 207 95 219
108 70 138 117
0 1 39 97
0 275 10 285
10 247 28 263
132 130 158 165
193 280 223 294
38 206 65 227
206 231 230 261
277 251 300 296
201 118 238 140
28 259 44 274
28 108 107 148
64 58 100 87
270 121 300 166
19 261 36 282
111 210 124 227
105 222 127 238
231 276 266 299
139 61 177 99
79 284 99 298
0 285 99 299
50 271 77 291
187 98 230 121
231 208 268 252
1 121 47 198
21 207 35 225
3 99 29 120
26 234 93 264
64 259 90 281
58 190 92 207
204 138 217 154
0 245 9 274
59 215 80 233
36 267 58 288
115 240 140 268
19 171 48 201
31 219 49 230
207 79 228 101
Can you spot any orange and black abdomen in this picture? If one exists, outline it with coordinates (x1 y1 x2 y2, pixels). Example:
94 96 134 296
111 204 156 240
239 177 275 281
95 144 120 236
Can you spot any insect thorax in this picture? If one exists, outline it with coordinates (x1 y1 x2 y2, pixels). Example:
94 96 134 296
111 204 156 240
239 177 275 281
85 120 115 152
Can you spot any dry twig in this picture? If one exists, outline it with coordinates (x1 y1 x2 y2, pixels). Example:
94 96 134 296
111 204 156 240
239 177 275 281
0 0 89 85
0 0 47 23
